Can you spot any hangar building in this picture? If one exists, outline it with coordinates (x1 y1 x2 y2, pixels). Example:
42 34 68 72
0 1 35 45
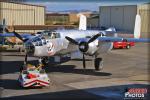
99 3 150 38
0 1 45 33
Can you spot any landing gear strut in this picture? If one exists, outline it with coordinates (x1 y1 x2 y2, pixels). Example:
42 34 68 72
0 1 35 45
94 58 103 71
39 57 49 66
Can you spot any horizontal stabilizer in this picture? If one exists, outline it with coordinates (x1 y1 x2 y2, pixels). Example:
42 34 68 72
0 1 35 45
105 27 116 32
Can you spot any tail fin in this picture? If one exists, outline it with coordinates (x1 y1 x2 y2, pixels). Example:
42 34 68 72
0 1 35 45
134 14 141 38
2 18 6 26
1 19 7 33
105 27 116 32
77 14 87 30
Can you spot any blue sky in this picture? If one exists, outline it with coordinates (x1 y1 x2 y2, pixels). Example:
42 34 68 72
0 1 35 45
26 0 150 12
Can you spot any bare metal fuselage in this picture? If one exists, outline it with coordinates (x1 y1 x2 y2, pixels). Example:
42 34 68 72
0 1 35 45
33 30 114 57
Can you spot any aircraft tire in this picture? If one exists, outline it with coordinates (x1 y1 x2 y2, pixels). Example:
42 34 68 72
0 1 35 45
42 57 49 66
94 58 103 71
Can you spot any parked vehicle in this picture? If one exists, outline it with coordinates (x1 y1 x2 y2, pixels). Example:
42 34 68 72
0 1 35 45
113 40 135 49
18 64 50 88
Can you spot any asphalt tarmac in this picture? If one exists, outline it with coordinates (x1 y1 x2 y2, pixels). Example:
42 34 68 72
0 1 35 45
0 43 149 100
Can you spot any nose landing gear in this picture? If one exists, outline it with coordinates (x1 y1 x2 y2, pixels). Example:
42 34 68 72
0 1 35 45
39 57 49 66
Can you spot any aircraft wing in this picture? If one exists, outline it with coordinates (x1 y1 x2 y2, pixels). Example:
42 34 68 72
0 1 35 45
98 37 150 42
0 33 32 38
75 37 150 43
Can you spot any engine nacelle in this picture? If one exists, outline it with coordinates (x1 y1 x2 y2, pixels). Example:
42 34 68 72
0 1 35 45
79 39 99 56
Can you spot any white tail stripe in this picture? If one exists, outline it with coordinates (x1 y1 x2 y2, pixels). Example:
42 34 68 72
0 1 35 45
77 14 87 30
134 14 141 38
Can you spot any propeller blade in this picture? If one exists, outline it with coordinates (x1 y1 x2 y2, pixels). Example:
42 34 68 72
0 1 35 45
4 28 9 33
65 36 79 45
83 54 86 69
2 19 6 26
24 38 29 42
88 34 100 43
13 31 24 42
24 54 27 65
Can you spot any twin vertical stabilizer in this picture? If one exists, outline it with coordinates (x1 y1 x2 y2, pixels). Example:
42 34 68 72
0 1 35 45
78 14 87 30
134 14 141 38
77 13 141 39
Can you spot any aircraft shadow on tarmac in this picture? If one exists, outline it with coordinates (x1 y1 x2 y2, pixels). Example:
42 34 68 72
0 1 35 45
0 79 24 90
0 57 112 76
71 58 92 61
0 66 111 90
1 84 149 100
46 65 112 76
0 60 39 75
46 57 112 76
0 54 25 57
0 60 112 90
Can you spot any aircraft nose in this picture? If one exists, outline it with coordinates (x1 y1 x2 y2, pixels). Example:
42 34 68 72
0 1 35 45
25 42 35 55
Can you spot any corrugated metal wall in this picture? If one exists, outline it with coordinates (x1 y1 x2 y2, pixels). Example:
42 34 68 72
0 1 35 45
99 7 111 29
0 2 45 33
99 5 137 32
138 4 150 35
99 4 150 36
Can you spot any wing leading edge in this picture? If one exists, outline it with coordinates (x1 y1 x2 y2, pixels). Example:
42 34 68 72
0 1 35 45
74 37 150 43
98 37 150 42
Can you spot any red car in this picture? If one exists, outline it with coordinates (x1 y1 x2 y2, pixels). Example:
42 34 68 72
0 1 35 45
113 40 135 49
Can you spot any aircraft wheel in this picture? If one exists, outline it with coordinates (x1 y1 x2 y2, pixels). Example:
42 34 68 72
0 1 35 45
99 60 103 70
94 58 103 71
42 57 49 66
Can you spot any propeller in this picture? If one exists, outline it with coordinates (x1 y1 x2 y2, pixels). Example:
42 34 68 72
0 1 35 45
65 36 78 45
13 31 24 41
88 34 100 43
13 31 29 65
2 18 14 33
4 27 9 33
1 19 8 33
65 34 100 69
2 19 6 30
13 31 28 42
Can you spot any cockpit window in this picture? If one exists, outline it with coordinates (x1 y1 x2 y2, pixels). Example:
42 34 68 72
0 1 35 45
48 32 60 39
42 31 51 36
41 37 45 39
41 30 61 39
37 38 41 41
31 36 47 46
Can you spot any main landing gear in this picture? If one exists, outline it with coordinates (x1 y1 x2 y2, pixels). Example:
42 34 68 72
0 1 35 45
94 57 103 71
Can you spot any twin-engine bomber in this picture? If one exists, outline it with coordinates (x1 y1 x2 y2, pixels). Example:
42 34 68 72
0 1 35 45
13 14 149 71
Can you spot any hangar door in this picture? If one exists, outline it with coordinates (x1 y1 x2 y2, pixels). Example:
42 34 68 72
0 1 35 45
110 7 124 30
100 6 137 32
140 10 150 33
1 9 34 25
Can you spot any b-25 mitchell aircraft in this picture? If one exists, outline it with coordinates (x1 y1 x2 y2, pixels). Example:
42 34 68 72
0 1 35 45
13 14 150 71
